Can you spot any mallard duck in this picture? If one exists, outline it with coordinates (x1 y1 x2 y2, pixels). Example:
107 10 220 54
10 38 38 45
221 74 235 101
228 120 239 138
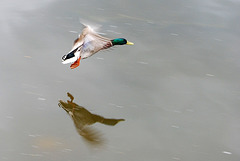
62 26 134 69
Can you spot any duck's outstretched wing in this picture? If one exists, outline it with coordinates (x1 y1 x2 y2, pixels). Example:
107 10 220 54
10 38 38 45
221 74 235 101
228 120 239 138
87 28 112 49
80 27 112 59
62 26 112 64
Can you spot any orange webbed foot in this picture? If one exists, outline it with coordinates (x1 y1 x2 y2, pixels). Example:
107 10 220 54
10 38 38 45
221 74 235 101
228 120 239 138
70 57 81 69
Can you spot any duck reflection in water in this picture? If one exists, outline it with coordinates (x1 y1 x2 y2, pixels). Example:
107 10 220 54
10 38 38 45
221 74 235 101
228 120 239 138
58 92 125 145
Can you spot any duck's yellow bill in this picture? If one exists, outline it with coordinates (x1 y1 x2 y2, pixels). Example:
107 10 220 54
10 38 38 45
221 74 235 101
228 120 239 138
127 41 134 45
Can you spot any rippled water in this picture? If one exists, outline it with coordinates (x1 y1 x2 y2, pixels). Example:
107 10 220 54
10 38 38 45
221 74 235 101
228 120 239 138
1 0 240 160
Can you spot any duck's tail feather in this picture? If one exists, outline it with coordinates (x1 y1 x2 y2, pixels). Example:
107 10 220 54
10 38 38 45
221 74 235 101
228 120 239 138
62 46 81 64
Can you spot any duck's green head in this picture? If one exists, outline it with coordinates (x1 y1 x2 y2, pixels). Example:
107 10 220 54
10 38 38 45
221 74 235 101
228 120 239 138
111 38 134 46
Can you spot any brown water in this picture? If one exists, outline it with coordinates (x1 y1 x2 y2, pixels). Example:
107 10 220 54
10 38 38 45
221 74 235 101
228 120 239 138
1 0 240 160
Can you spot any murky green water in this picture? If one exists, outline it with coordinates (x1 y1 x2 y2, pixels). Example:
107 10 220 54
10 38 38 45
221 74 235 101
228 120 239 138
1 0 240 160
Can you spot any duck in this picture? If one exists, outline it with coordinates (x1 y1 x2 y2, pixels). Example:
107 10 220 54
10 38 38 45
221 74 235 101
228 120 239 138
62 25 134 69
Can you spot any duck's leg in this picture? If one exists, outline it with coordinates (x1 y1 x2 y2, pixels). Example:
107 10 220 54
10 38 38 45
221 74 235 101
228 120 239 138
70 57 81 69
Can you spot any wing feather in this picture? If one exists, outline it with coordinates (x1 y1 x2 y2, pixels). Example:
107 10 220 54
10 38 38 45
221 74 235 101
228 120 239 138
62 26 112 64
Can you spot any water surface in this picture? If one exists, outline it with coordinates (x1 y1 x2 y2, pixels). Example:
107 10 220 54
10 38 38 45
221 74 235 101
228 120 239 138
1 0 240 160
